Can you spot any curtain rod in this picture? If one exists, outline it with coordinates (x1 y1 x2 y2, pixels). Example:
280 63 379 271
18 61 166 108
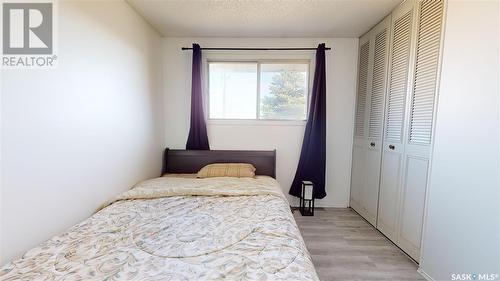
181 47 331 51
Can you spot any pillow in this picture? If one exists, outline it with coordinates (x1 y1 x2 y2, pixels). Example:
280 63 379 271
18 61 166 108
197 163 256 178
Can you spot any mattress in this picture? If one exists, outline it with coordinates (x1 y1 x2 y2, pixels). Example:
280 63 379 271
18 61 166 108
0 176 319 280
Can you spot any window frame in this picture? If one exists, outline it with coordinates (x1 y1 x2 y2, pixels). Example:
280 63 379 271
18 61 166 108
205 58 312 122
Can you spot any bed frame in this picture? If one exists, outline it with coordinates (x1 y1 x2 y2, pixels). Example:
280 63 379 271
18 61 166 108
161 148 276 178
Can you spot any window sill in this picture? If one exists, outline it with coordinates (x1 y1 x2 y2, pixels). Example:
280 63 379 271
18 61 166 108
207 119 307 127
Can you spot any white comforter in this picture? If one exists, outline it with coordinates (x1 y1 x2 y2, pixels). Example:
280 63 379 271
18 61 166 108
0 176 319 280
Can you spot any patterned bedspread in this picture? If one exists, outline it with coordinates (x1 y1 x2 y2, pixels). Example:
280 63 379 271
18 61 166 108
0 176 319 280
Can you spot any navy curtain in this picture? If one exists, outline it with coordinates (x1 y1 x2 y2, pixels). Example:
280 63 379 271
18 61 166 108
186 43 210 150
289 43 327 199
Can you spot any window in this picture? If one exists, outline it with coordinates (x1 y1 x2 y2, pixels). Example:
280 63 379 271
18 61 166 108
208 61 309 120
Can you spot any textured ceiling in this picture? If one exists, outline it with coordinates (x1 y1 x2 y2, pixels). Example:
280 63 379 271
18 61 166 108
127 0 402 38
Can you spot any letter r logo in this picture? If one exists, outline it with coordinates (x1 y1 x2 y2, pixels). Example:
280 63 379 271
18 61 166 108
2 3 53 54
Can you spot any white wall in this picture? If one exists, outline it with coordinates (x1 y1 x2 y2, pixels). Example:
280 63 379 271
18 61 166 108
1 1 163 263
162 37 358 207
419 1 500 280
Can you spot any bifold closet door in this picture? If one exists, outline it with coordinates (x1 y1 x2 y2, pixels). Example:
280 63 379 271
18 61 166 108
362 17 390 227
350 16 390 227
350 35 371 223
377 0 445 262
377 0 415 242
397 0 444 261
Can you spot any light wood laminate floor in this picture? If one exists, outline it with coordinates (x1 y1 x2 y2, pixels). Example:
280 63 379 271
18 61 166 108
293 208 425 281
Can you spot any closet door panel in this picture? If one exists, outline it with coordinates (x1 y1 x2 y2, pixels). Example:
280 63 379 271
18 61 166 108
362 148 383 225
377 0 414 241
398 156 429 261
354 40 371 140
384 9 413 148
408 0 443 147
377 151 402 241
362 16 391 227
350 144 365 213
350 36 371 217
368 28 389 145
397 0 444 262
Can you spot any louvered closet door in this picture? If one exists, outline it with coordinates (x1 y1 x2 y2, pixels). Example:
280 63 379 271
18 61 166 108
397 0 444 262
360 16 391 226
350 34 372 222
377 0 415 242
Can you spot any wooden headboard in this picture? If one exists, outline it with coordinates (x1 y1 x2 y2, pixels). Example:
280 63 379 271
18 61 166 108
162 148 276 178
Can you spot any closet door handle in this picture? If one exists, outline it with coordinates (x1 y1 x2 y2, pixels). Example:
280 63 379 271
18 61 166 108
389 144 395 150
370 142 376 147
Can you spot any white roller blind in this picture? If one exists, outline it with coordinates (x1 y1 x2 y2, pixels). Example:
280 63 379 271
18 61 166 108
355 42 370 137
409 0 444 144
369 29 388 139
385 11 413 143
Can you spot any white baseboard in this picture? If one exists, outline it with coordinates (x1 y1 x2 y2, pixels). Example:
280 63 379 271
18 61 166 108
418 268 434 281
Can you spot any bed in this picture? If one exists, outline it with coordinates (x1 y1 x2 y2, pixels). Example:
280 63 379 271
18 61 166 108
0 149 319 280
